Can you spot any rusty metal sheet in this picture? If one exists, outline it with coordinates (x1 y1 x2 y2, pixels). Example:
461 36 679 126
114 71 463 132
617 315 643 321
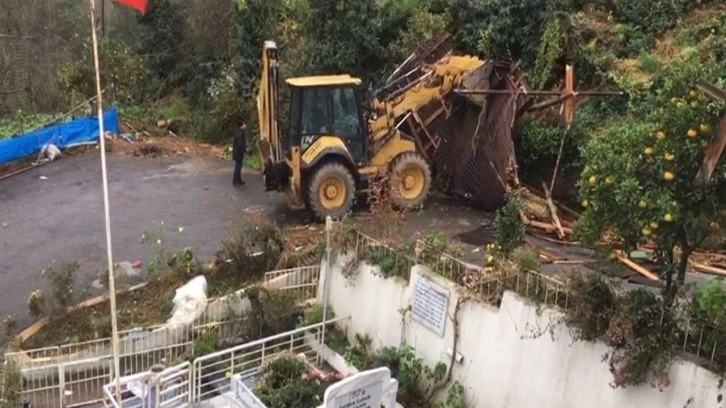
430 65 529 210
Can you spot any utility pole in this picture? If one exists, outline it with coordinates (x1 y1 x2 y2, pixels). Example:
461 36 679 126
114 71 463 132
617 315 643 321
88 0 121 405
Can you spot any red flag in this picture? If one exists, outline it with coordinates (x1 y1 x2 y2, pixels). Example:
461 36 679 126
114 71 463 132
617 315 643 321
112 0 148 15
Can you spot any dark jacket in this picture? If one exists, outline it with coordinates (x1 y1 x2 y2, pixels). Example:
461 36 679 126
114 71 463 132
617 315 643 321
232 128 246 162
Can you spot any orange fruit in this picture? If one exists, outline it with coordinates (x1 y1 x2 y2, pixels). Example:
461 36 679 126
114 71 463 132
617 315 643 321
664 171 675 181
687 129 698 138
644 147 654 155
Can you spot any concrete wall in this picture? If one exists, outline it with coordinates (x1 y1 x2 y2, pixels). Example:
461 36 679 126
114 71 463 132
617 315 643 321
321 254 725 408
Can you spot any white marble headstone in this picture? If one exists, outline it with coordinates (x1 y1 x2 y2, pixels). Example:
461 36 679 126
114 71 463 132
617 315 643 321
323 367 391 408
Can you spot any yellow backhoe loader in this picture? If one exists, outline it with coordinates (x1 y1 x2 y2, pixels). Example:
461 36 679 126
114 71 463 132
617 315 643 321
256 35 512 221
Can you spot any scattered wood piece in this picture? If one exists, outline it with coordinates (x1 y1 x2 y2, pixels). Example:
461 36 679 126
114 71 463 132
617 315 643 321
553 259 597 265
692 262 726 278
542 182 565 239
617 254 659 281
526 219 573 236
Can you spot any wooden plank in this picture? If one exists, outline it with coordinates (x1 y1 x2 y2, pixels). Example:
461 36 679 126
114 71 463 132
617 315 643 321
617 254 660 281
692 262 726 278
542 182 566 239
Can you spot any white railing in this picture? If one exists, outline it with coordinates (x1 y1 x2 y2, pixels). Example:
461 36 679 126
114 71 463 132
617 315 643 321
231 373 267 408
264 265 320 300
103 362 191 408
5 265 323 408
191 317 349 403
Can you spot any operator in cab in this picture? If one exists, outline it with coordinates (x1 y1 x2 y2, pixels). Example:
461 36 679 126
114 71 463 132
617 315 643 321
232 119 247 187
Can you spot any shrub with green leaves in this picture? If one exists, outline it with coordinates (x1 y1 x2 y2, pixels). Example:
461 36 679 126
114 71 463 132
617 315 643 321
495 193 526 255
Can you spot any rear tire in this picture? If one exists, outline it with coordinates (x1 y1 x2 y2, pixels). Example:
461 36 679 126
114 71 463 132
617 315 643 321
308 162 356 221
389 152 431 210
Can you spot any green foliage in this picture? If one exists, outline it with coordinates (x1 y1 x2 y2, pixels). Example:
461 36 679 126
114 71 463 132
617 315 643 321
211 217 285 294
605 289 676 388
240 286 299 340
255 355 329 408
2 315 17 338
565 271 617 341
138 0 188 83
692 279 726 326
344 335 448 407
44 261 79 311
387 7 451 62
495 193 526 254
611 0 703 38
27 290 45 317
435 381 467 408
575 70 726 290
0 359 22 408
0 110 55 140
510 246 540 271
169 247 203 278
118 99 191 131
449 0 564 67
140 221 174 280
57 37 145 102
368 246 411 279
190 65 247 143
192 328 219 359
303 0 387 84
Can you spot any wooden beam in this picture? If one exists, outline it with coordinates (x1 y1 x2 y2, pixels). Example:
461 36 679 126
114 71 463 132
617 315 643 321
617 254 660 281
564 65 575 127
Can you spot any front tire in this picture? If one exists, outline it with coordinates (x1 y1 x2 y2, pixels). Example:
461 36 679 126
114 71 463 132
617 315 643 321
308 162 356 221
389 152 431 210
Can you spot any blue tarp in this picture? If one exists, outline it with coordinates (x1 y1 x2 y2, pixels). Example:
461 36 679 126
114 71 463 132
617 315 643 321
0 108 119 165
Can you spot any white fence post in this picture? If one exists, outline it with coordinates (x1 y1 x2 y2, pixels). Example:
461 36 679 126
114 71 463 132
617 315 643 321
57 364 64 408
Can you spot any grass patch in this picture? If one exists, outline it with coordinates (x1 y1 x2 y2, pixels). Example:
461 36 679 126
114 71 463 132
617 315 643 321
0 111 57 140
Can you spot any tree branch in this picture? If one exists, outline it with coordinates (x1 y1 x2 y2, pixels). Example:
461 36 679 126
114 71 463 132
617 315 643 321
424 296 469 404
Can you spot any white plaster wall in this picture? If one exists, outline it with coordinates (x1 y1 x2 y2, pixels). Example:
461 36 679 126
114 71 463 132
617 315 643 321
321 253 725 408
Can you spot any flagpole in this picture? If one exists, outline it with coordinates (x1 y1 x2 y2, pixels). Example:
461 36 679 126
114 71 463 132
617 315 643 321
88 0 122 405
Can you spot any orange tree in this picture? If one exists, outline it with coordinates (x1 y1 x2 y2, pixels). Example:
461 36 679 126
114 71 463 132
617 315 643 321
575 69 726 299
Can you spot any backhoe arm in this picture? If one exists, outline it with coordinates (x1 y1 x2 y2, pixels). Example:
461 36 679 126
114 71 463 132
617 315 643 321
257 41 281 172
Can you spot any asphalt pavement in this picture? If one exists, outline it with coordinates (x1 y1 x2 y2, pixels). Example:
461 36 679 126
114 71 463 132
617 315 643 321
0 150 285 344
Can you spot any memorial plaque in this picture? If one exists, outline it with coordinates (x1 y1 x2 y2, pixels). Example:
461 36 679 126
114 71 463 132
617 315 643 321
410 275 449 336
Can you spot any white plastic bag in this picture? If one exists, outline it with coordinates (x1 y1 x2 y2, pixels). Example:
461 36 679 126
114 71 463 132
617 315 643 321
166 275 208 328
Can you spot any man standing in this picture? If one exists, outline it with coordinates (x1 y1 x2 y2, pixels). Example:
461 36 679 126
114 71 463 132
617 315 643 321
232 120 247 186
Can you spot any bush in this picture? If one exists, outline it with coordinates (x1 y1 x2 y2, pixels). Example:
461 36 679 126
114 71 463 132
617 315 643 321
565 271 617 341
495 193 526 255
190 64 248 144
169 247 204 278
255 355 330 408
239 286 300 341
605 289 676 388
510 246 540 271
45 262 78 309
3 315 18 338
57 37 145 102
211 217 285 289
27 290 45 317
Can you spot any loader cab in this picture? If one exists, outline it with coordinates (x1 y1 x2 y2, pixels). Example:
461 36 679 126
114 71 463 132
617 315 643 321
285 75 368 164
